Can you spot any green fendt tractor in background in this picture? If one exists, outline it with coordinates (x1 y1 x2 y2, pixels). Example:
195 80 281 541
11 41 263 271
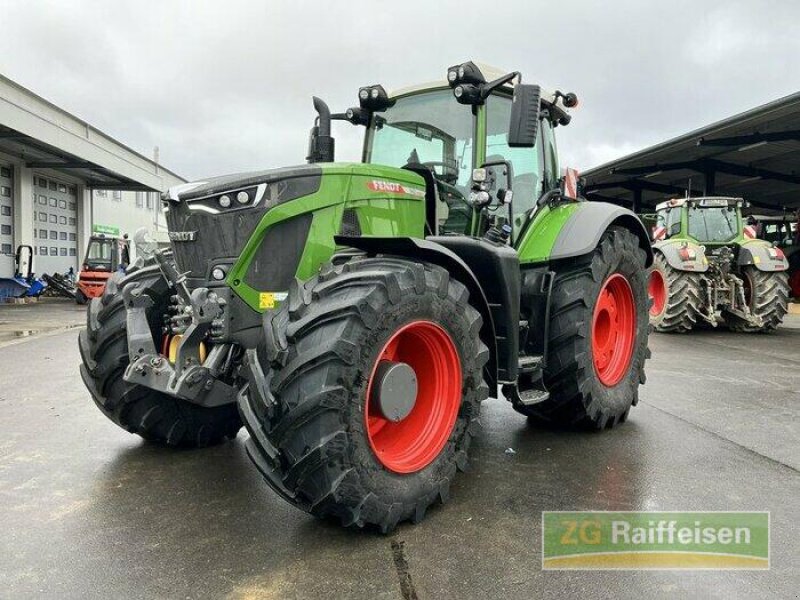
80 62 652 531
648 196 790 333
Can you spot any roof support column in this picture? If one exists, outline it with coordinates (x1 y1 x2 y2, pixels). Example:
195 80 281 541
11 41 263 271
703 170 716 196
632 188 642 213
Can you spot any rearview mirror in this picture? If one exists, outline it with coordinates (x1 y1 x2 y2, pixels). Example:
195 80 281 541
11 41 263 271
508 84 541 148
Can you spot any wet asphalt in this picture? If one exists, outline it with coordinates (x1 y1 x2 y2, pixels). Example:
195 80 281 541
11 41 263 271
0 309 798 599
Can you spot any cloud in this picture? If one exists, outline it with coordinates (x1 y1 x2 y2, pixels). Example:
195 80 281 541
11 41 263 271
1 0 798 179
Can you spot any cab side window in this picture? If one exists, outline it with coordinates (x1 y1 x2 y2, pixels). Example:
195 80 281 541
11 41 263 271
485 95 544 235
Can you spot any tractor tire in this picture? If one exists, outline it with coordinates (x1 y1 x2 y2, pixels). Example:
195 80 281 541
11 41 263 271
648 252 702 333
726 266 790 333
240 257 489 532
78 260 241 447
515 226 650 429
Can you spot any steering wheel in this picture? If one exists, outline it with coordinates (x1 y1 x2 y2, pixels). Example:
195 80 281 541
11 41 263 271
421 161 459 185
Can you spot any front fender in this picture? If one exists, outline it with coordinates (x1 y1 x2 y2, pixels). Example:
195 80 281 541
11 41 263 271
653 239 709 273
738 240 790 272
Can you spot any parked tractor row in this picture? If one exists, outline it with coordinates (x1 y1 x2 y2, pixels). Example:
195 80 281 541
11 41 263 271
646 197 790 333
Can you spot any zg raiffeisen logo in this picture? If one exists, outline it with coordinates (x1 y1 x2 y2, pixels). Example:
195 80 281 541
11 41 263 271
542 512 769 570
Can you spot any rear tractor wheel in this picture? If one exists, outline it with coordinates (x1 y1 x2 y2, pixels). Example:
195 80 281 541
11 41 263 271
515 226 650 429
726 266 790 333
648 252 703 333
79 260 242 447
240 257 489 532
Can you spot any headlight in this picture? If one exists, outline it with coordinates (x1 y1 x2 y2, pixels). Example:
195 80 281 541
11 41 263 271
236 191 249 204
211 267 226 281
218 195 231 208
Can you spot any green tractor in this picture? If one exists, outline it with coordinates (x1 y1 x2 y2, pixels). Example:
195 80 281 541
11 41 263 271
79 62 652 531
648 196 790 333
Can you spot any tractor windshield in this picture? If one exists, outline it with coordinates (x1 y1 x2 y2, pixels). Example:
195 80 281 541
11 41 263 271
687 207 738 243
367 90 474 188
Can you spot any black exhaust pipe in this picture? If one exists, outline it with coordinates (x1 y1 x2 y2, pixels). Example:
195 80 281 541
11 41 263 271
306 96 335 163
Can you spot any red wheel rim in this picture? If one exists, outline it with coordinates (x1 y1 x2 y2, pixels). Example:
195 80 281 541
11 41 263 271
592 274 636 387
648 269 667 316
365 321 461 474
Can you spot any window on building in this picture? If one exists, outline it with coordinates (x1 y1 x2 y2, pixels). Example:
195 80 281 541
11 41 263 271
49 214 56 223
49 181 57 191
113 190 121 201
50 247 57 256
0 167 11 178
49 198 57 207
146 193 154 209
39 229 47 238
50 230 57 239
69 248 76 256
68 217 76 225
136 192 144 208
0 186 10 197
59 216 67 224
38 195 47 205
69 202 76 211
38 177 47 188
59 232 67 240
40 246 48 255
60 248 67 256
33 247 37 255
59 199 67 209
39 212 47 221
58 184 67 193
33 230 36 239
96 190 107 197
1 225 10 235
68 186 76 196
1 206 10 216
1 244 12 255
69 233 76 241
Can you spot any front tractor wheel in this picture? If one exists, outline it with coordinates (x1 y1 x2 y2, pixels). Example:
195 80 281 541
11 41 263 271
79 262 242 447
516 226 650 429
241 257 489 532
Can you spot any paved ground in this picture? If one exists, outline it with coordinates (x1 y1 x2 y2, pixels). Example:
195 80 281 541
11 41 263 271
0 298 85 346
0 312 798 599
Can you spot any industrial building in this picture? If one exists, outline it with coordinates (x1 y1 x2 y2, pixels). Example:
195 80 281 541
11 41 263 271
0 74 184 278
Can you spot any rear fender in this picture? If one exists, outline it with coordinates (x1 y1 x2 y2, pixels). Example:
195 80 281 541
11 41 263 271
334 235 506 389
738 240 790 272
554 203 654 267
653 240 709 273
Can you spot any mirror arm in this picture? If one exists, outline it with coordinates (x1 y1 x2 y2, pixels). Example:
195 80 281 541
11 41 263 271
480 71 521 100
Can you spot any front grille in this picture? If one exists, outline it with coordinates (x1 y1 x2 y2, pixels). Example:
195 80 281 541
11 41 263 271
166 205 263 283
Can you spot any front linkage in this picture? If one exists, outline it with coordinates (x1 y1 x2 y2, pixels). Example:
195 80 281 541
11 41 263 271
123 250 239 408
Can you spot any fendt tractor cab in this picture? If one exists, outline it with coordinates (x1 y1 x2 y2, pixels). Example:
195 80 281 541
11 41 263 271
75 234 130 304
648 196 790 333
80 62 653 531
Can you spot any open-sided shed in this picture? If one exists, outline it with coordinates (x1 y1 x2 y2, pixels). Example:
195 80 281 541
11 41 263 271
583 92 800 214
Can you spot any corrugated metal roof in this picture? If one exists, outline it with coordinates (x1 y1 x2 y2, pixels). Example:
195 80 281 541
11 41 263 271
583 91 800 212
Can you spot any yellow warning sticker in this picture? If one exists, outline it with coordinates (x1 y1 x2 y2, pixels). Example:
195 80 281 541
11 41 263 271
259 292 275 309
754 256 761 264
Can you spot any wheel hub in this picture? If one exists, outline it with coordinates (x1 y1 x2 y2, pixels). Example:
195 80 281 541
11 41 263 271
364 320 462 474
592 273 636 387
371 361 418 422
648 270 667 316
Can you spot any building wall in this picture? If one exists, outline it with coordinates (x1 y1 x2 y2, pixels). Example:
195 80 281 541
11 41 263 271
91 189 165 240
0 147 167 278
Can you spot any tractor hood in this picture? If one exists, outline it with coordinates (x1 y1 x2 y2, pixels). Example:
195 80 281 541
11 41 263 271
163 162 427 290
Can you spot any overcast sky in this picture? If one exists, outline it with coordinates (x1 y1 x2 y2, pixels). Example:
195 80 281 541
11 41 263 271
2 0 799 181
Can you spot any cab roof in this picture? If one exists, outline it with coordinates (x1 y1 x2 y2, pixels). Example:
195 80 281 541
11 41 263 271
655 196 744 211
388 61 569 113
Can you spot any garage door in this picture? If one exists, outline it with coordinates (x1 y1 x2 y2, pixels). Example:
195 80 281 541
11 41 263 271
32 175 78 276
0 164 13 277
